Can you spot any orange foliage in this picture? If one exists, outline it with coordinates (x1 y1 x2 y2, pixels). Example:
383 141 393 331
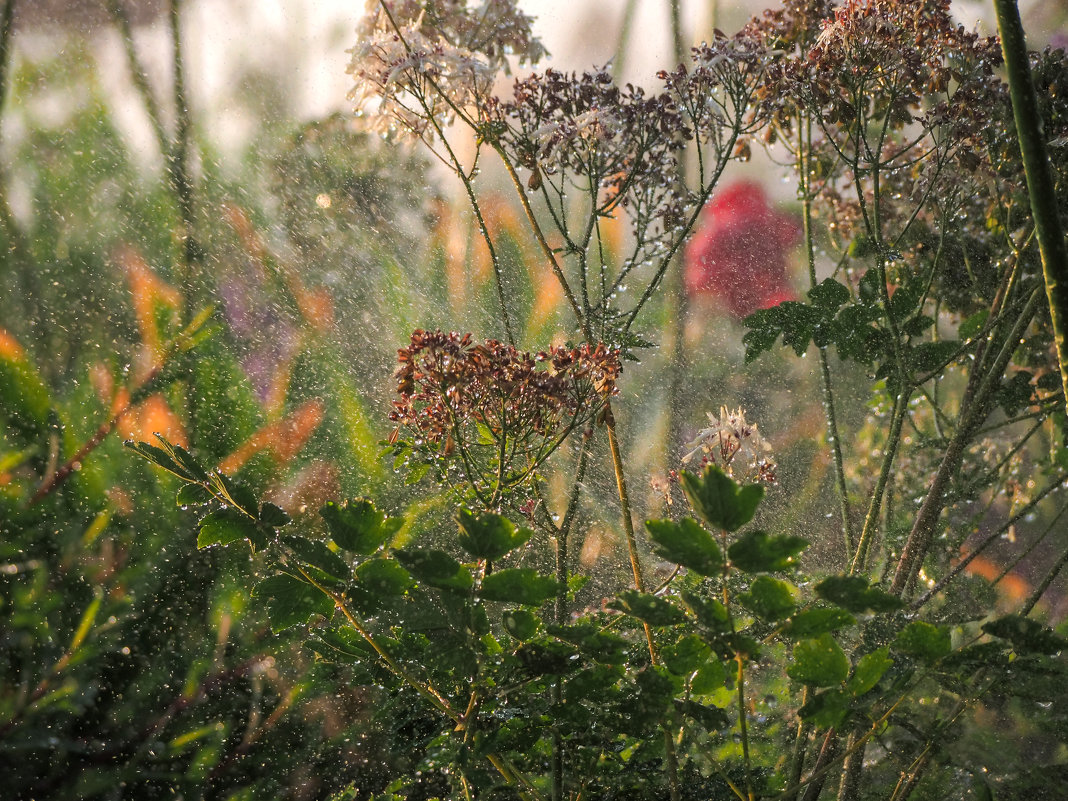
217 398 325 474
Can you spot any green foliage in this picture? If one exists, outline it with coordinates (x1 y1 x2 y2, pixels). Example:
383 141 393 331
680 465 765 532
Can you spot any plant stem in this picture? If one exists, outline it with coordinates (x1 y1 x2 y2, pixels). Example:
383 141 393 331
0 0 22 257
994 0 1068 414
799 115 855 559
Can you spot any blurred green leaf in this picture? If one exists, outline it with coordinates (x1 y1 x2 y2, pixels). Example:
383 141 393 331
354 558 413 595
982 615 1066 655
662 634 712 675
322 498 401 555
197 507 264 550
799 688 851 728
781 607 856 639
502 609 540 640
893 621 951 662
848 647 893 696
283 535 350 582
788 634 849 687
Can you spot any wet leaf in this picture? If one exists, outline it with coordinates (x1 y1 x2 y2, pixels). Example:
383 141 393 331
781 607 856 639
799 688 850 728
848 647 893 696
646 517 724 576
893 621 951 662
815 576 903 613
610 590 686 627
982 615 1067 655
788 634 849 687
662 634 712 675
283 536 350 582
394 548 473 591
253 574 333 632
197 507 264 550
457 508 533 561
322 498 402 555
502 609 540 640
729 530 808 573
478 568 557 605
739 576 798 622
681 466 764 532
355 559 413 595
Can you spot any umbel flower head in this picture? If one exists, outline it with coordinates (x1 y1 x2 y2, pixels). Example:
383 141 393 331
682 406 777 484
389 330 621 506
684 181 801 318
347 0 545 141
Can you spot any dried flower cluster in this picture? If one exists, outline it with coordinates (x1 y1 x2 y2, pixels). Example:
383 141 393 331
682 406 777 483
346 0 545 141
390 330 620 502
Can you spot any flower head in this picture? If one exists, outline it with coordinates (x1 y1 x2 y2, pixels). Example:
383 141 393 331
682 406 776 483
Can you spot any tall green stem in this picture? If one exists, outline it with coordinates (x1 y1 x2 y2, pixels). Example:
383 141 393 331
0 0 21 257
799 116 855 559
994 0 1068 413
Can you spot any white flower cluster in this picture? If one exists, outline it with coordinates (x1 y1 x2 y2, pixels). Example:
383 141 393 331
347 1 545 141
682 406 776 483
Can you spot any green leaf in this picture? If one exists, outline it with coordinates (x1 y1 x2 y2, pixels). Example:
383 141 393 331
729 530 808 573
815 576 904 613
260 502 291 527
322 499 401 555
610 590 686 627
662 634 713 675
681 591 729 631
478 568 558 605
197 507 264 550
908 340 959 376
808 277 850 310
502 609 540 640
252 574 333 632
959 309 989 340
394 548 473 591
982 615 1067 655
848 647 893 696
282 536 350 582
681 466 764 532
675 699 730 732
646 517 724 576
211 471 260 518
456 509 533 561
354 559 413 595
788 634 849 687
690 659 727 694
176 483 212 507
306 626 375 665
548 623 629 665
799 688 851 728
781 607 856 639
893 621 951 662
738 576 798 622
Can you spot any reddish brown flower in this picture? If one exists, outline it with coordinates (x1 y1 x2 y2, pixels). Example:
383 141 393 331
683 181 801 318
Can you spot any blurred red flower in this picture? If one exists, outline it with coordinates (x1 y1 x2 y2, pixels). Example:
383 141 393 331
684 181 802 318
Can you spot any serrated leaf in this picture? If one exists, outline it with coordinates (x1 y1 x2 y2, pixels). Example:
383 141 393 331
893 621 951 662
781 607 856 639
502 609 540 640
211 472 259 518
355 559 413 595
610 590 686 627
252 574 333 632
662 634 712 675
282 536 350 582
479 568 557 605
808 277 850 310
959 309 989 340
681 591 729 631
798 688 850 728
197 507 263 550
681 466 764 532
394 548 473 591
982 615 1066 655
729 530 808 573
788 634 849 687
322 499 399 555
456 509 533 561
176 483 212 507
815 575 903 613
646 517 724 576
738 576 798 622
848 647 893 696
